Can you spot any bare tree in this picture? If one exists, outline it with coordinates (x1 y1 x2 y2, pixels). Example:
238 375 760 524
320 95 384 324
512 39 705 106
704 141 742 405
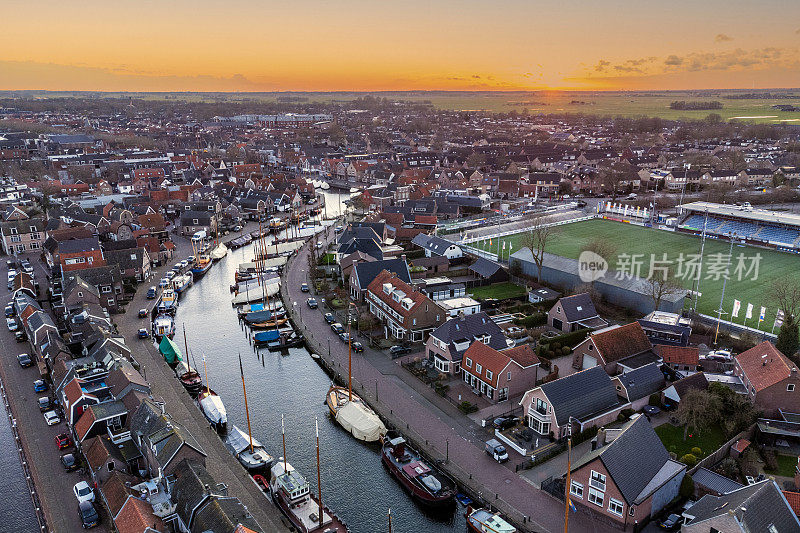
521 217 558 282
770 279 800 321
645 267 684 312
583 237 618 262
675 389 720 440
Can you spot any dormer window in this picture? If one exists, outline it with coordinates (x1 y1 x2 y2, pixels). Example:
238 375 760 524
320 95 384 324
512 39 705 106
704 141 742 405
475 363 483 374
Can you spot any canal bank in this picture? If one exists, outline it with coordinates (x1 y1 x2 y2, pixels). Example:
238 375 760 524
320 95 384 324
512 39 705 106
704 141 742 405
280 220 597 533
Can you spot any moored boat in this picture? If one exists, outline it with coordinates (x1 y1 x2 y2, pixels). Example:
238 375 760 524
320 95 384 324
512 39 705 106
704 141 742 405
173 361 203 395
326 385 386 442
254 329 305 350
381 432 456 509
173 273 192 293
158 335 183 369
196 388 227 433
224 425 273 472
466 506 517 533
157 287 178 315
153 313 176 341
210 242 228 260
190 255 212 278
236 301 283 318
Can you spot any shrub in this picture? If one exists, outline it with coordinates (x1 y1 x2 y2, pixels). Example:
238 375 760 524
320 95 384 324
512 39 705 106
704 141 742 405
680 453 698 467
717 458 739 480
691 447 703 457
561 346 571 356
762 449 778 472
679 474 694 500
458 401 478 414
620 408 635 419
547 350 556 359
649 393 662 407
551 342 562 350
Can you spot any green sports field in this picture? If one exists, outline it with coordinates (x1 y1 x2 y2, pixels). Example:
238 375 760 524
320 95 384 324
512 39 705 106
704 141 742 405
475 218 800 331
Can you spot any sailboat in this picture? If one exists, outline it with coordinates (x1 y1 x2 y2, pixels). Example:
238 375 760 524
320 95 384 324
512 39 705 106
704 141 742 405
253 416 348 533
326 307 386 442
224 354 273 471
466 507 517 533
174 326 203 395
210 242 228 260
195 353 227 433
190 235 212 278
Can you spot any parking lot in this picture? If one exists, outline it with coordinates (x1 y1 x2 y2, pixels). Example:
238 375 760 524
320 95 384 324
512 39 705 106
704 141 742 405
1 254 110 532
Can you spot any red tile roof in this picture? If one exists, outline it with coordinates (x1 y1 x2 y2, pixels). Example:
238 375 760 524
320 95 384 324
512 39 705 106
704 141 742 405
366 270 438 320
74 405 98 441
462 341 509 388
503 345 541 368
736 341 797 392
115 495 163 532
783 491 800 517
731 438 751 454
590 322 653 364
659 345 699 366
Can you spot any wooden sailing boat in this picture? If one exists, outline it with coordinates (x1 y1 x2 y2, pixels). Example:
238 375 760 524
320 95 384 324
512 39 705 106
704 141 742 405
326 304 386 442
259 416 348 533
195 352 227 433
224 354 272 472
175 324 203 395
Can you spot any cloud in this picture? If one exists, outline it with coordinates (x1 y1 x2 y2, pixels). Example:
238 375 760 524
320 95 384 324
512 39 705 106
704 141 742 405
664 55 684 66
594 60 611 72
715 33 733 42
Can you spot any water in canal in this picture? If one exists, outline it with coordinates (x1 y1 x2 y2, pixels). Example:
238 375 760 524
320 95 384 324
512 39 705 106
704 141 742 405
0 396 39 530
177 190 467 533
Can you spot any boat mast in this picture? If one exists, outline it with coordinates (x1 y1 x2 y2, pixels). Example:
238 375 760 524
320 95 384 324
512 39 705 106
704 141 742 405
239 353 254 453
281 414 287 471
182 323 189 366
202 352 210 396
315 416 323 529
563 419 572 533
347 303 353 402
387 508 392 533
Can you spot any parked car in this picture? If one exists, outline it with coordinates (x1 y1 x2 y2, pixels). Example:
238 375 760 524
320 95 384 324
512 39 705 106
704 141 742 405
323 313 335 324
388 346 411 356
338 332 350 343
137 328 150 339
73 481 95 503
4 304 14 317
158 278 169 287
138 308 148 318
78 500 100 529
33 379 48 392
55 433 72 449
330 323 344 334
316 242 323 249
351 341 364 353
492 416 518 430
38 396 52 412
17 353 32 367
43 410 61 426
485 438 509 463
146 287 157 299
307 298 318 309
15 330 27 343
300 283 310 293
233 225 243 232
178 260 189 269
643 405 661 416
659 513 682 530
60 453 78 472
6 317 18 331
165 271 176 280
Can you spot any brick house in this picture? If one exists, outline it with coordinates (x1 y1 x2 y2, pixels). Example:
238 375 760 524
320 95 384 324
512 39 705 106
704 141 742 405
734 341 800 418
365 269 445 342
0 217 46 255
547 293 608 333
571 322 659 374
658 345 699 373
59 236 106 272
461 341 539 403
567 416 685 530
519 366 626 440
425 312 507 374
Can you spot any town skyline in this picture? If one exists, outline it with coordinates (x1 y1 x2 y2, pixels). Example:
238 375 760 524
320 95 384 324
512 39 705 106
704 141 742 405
3 0 800 92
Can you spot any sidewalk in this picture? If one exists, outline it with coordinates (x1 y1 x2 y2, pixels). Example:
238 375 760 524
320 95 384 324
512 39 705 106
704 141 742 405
282 221 597 533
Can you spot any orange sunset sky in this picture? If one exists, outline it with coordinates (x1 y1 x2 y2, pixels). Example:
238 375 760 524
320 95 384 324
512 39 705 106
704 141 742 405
2 0 800 92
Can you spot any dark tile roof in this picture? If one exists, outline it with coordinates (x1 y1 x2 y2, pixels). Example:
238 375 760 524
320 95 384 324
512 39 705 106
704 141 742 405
571 416 674 504
671 372 709 398
684 480 800 531
615 362 665 402
59 236 102 254
469 257 505 279
556 293 599 323
354 258 410 290
430 312 507 357
692 467 744 495
540 366 621 426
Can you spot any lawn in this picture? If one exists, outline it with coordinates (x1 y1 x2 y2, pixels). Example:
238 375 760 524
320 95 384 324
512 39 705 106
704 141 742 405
655 423 728 460
475 218 800 331
765 454 798 478
468 282 527 301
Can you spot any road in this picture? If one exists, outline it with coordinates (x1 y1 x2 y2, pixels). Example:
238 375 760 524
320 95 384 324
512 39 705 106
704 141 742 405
283 226 603 533
0 253 110 532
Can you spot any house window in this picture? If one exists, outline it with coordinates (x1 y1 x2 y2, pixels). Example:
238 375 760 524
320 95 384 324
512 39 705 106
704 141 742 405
87 257 93 264
9 227 17 235
475 363 482 374
77 292 83 298
101 286 111 293
10 235 20 243
587 487 604 507
30 226 38 233
486 370 493 380
193 219 199 225
465 357 472 368
570 481 584 499
535 398 548 415
590 471 606 491
507 371 512 381
789 384 795 392
107 462 115 472
608 498 624 517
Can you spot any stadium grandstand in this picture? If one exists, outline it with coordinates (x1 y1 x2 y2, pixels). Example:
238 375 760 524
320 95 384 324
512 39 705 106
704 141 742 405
678 201 800 250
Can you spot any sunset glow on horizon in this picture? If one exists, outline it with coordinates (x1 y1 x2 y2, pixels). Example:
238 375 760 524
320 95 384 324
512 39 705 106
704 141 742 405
3 0 800 92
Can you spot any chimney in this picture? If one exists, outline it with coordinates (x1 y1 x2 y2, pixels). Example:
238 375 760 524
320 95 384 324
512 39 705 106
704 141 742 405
596 428 607 449
401 254 407 263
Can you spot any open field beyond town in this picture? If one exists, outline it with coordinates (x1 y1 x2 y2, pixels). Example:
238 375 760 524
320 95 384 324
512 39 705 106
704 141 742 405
5 90 800 123
473 218 800 330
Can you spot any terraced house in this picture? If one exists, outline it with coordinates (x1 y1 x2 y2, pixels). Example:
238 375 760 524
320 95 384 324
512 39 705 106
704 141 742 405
365 269 444 342
0 217 46 254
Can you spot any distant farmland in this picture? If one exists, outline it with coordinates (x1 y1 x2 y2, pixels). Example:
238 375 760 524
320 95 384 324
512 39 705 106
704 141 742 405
473 218 800 331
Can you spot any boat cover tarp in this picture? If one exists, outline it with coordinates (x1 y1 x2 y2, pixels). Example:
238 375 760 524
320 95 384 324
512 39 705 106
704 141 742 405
231 281 279 305
245 310 274 323
210 243 228 259
159 336 182 364
335 401 386 442
174 361 190 377
254 330 281 343
199 392 226 425
225 425 264 454
468 510 516 533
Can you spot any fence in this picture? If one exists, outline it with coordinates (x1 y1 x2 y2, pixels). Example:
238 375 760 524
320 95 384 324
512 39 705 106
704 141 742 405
280 227 547 533
688 424 756 476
